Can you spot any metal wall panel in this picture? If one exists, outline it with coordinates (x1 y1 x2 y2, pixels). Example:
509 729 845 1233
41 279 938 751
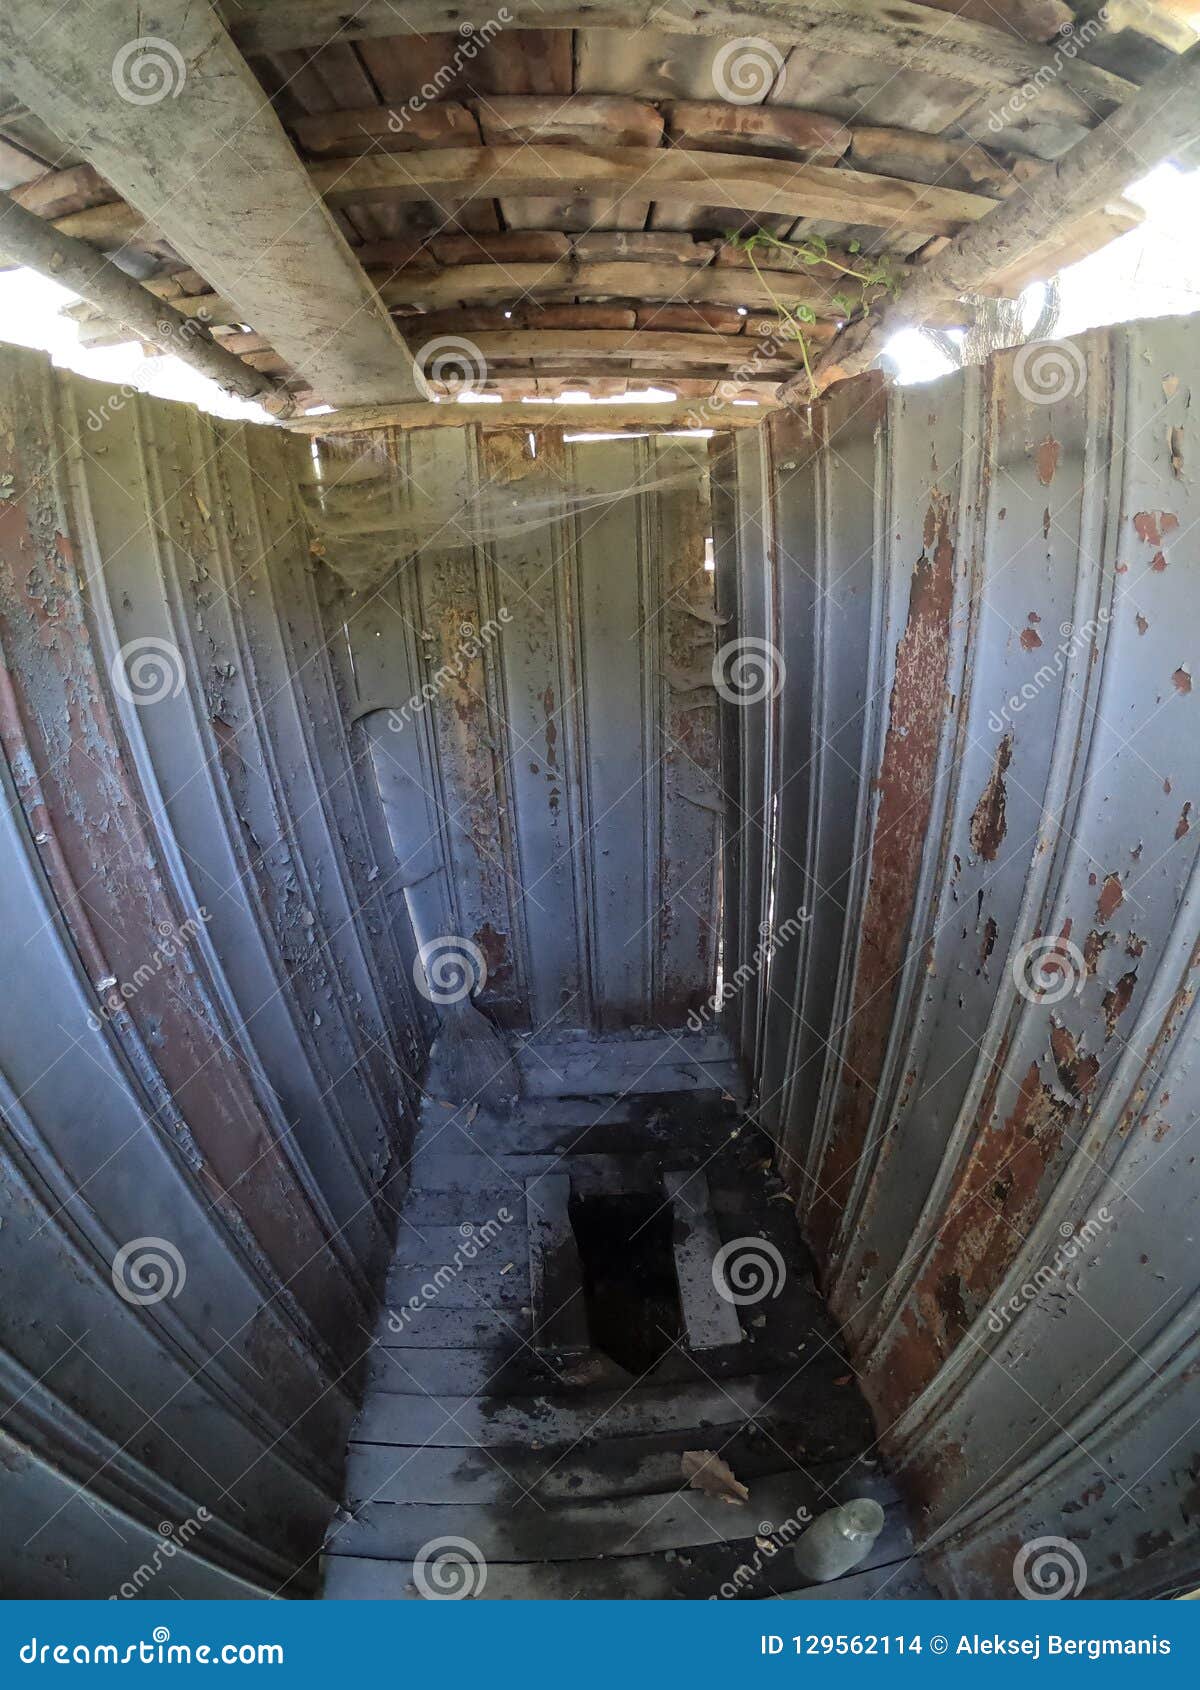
0 347 422 1597
317 424 722 1036
748 318 1200 1598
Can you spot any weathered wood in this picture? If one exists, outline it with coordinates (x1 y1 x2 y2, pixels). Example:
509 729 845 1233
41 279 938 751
287 400 772 434
0 189 291 410
221 1 1135 106
0 0 421 405
311 147 998 236
291 102 480 157
664 102 850 163
789 40 1200 398
378 258 851 314
665 1169 745 1350
475 95 664 148
526 1173 591 1356
450 329 807 367
976 199 1144 298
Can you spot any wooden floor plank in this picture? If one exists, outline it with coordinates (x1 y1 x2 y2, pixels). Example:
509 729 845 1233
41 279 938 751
526 1172 591 1356
666 1169 745 1351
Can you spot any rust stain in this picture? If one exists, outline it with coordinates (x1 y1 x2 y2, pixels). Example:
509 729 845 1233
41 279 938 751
1177 801 1192 841
1136 612 1150 636
969 734 1012 862
1035 436 1061 486
1050 1022 1100 1097
873 1054 1076 1421
1172 666 1192 695
1020 625 1043 651
1126 932 1146 959
809 492 956 1261
1083 929 1108 974
1102 971 1138 1040
1097 872 1124 922
979 915 998 967
1133 510 1179 546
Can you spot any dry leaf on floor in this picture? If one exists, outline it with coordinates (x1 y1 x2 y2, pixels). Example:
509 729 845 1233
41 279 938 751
681 1449 749 1504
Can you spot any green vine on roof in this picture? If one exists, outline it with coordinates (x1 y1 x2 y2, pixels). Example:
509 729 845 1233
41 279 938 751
727 229 904 397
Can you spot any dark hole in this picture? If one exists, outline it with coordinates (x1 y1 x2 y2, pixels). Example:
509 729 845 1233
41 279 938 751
568 1192 682 1375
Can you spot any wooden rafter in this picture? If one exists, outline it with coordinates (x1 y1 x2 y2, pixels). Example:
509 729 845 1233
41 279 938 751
218 0 1135 106
311 147 997 237
0 0 421 406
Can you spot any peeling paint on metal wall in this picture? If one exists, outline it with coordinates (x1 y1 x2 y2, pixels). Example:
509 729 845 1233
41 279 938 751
0 347 422 1597
318 424 721 1035
750 319 1200 1598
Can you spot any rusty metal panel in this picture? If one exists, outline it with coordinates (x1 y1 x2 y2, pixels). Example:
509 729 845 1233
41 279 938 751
750 317 1200 1597
324 424 722 1036
0 346 423 1597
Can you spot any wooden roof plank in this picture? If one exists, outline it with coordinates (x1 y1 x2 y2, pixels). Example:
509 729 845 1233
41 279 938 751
312 145 998 236
0 0 421 405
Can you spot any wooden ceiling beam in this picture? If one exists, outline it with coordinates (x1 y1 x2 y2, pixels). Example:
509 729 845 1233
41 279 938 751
312 147 996 237
219 1 1134 106
0 0 421 406
286 399 772 435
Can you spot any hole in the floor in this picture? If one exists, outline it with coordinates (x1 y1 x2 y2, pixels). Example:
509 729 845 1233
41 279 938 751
568 1192 682 1375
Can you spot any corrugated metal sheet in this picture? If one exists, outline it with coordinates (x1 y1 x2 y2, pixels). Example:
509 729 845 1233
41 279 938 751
0 345 422 1597
0 357 725 1595
314 423 721 1033
741 317 1200 1597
